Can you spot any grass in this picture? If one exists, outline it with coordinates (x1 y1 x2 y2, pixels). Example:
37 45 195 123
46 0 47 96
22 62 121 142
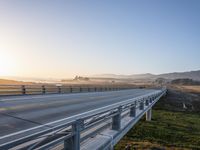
115 110 200 150
115 86 200 150
177 85 200 93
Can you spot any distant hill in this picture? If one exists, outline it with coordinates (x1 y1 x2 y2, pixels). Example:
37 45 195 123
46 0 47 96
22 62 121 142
0 79 34 85
1 70 200 84
92 70 200 81
157 70 200 81
91 73 155 79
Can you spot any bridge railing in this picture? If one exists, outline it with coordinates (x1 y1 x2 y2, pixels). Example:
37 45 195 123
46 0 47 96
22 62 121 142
0 88 167 150
0 84 136 96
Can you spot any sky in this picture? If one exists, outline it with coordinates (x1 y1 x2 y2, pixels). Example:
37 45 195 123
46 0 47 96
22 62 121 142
0 0 200 78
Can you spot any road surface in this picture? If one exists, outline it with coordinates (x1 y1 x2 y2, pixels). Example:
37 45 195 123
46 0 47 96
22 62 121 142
0 89 160 144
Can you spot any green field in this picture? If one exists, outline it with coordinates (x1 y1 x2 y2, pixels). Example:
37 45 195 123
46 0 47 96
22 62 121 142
115 87 200 150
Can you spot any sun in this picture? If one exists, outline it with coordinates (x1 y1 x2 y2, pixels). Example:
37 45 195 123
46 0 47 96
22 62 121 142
0 51 17 76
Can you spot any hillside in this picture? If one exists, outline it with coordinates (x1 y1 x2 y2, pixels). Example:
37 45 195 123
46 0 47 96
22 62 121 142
115 110 200 150
92 70 200 81
0 79 33 85
115 85 200 149
158 70 200 81
91 73 155 79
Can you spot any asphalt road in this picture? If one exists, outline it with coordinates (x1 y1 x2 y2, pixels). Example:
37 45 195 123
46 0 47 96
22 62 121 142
0 89 160 143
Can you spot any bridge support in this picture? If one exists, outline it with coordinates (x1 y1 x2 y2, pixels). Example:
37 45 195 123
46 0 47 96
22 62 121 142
64 120 83 150
146 108 152 121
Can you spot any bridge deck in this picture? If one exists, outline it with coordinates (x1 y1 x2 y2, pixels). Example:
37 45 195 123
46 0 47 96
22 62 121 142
0 89 160 145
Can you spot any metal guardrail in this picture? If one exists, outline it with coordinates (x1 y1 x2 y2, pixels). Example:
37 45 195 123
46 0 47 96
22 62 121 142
0 84 136 96
0 88 167 150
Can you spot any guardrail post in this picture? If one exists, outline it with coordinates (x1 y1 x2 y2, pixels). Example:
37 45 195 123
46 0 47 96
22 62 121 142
88 87 90 92
145 99 149 106
149 97 152 103
130 101 137 117
80 87 82 92
42 85 46 94
112 106 122 130
139 100 144 110
64 119 83 150
94 87 97 92
58 86 61 94
21 85 26 95
146 108 152 121
70 86 72 93
152 95 154 101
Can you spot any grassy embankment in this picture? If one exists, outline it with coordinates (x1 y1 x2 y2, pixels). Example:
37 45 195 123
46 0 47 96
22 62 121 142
115 86 200 150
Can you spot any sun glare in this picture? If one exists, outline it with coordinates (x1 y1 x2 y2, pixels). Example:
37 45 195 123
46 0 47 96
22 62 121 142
0 51 17 76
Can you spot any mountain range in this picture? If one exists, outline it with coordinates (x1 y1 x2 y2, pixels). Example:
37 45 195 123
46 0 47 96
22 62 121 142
1 70 200 84
91 70 200 81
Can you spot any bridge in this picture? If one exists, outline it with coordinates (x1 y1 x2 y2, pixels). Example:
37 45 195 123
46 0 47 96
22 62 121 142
0 85 167 150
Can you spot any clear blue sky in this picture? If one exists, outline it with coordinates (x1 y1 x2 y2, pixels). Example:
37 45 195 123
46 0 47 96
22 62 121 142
0 0 199 78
